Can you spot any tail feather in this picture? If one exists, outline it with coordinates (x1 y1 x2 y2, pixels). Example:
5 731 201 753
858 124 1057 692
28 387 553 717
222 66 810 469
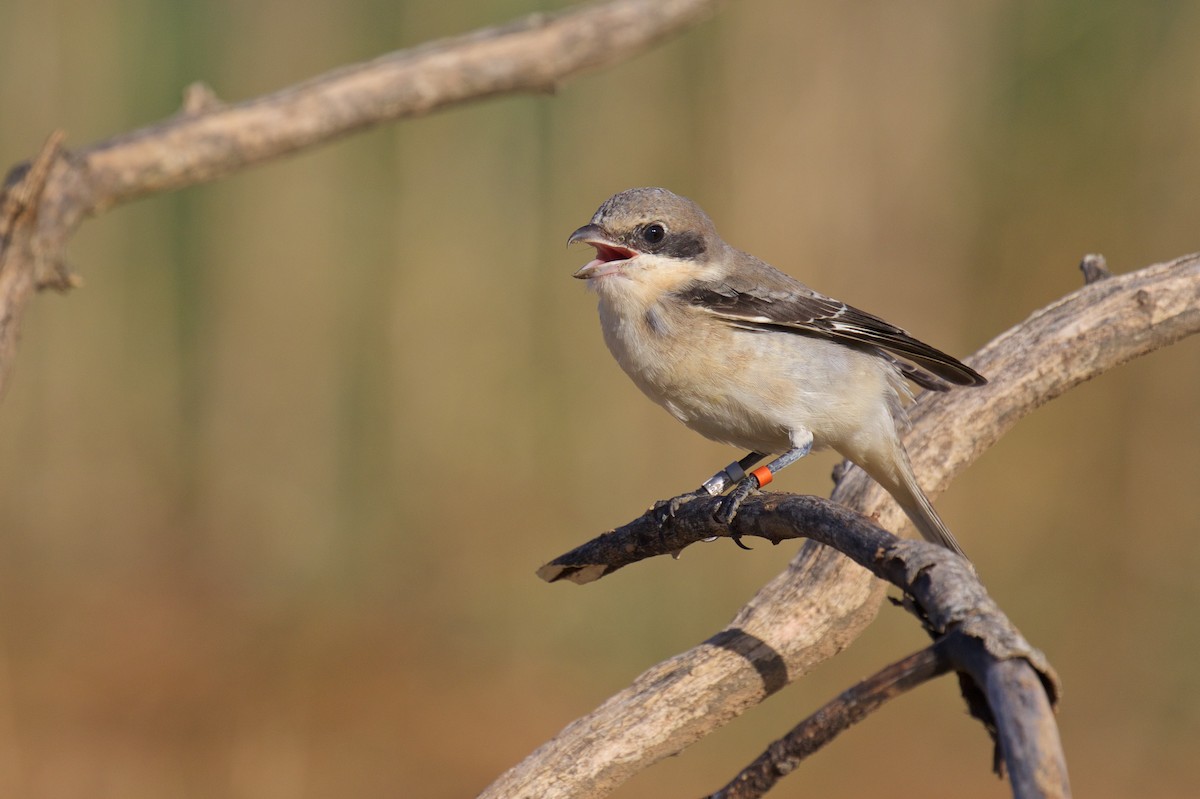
895 470 968 559
851 446 970 560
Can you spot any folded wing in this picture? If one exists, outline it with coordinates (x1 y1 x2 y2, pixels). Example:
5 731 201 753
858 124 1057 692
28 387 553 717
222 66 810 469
675 281 987 390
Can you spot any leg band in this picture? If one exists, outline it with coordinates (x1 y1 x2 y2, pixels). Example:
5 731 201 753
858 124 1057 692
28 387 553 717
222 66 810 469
723 460 747 485
750 466 774 488
701 459 753 496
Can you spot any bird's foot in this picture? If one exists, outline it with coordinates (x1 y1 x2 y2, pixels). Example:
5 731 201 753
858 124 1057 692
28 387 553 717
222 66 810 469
715 479 758 550
651 490 706 526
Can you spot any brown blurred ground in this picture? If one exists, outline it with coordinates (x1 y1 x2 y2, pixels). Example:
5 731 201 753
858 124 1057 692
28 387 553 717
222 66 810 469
0 1 1198 797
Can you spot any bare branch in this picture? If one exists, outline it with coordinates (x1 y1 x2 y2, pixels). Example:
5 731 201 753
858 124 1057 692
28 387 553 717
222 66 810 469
942 635 1068 799
483 254 1198 798
76 0 723 209
709 627 1068 799
0 2 1192 791
533 489 1068 798
706 644 951 799
0 0 724 397
539 488 1069 797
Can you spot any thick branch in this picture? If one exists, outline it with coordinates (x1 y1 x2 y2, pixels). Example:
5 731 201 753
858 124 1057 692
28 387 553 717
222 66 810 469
483 254 1198 799
945 636 1067 799
0 0 723 397
542 485 1074 797
535 491 1067 798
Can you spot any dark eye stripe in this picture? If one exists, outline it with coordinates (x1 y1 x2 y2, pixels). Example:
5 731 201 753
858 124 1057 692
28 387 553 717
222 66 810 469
657 231 706 259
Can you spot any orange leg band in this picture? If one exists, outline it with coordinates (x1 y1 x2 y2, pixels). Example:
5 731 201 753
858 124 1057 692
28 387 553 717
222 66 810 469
750 466 774 488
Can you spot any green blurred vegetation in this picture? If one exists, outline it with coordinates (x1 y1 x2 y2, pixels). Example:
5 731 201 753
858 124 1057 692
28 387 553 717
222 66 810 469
0 1 1197 797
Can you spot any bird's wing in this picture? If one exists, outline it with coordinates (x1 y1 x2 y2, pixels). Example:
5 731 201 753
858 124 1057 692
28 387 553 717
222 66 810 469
675 271 986 388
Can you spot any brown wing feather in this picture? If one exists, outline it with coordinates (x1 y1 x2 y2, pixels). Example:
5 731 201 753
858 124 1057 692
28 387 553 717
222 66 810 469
675 282 987 388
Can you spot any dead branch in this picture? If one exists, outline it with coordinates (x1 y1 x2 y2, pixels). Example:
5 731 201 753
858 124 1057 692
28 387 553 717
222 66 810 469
1 1 1194 794
540 492 1067 798
0 0 723 397
480 253 1199 799
706 644 948 799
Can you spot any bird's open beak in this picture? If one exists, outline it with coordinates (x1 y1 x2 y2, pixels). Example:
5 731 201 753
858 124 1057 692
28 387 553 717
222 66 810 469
568 224 636 280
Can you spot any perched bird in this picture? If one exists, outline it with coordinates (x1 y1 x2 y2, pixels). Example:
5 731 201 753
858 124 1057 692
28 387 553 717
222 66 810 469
568 187 985 557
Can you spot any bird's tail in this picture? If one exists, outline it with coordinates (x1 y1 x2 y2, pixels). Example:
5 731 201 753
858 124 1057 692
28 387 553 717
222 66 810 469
892 467 968 559
853 446 969 560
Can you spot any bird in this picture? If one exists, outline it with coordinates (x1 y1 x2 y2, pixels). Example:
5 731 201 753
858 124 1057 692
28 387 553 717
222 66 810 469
567 187 986 558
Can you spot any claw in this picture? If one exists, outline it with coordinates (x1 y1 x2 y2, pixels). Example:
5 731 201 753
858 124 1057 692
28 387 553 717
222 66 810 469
715 479 758 550
651 490 705 525
730 535 754 551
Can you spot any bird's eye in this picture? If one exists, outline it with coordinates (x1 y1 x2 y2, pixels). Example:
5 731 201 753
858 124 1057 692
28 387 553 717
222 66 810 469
642 223 666 245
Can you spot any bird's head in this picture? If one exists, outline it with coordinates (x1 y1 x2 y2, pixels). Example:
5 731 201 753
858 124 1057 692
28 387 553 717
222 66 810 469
568 188 723 287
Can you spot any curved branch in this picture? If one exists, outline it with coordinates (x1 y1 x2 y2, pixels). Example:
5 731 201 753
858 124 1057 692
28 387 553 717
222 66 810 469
706 645 951 799
482 254 1198 798
0 0 724 396
542 489 1068 798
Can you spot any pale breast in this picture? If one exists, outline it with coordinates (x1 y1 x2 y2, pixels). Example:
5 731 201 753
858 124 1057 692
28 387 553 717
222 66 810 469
595 289 902 456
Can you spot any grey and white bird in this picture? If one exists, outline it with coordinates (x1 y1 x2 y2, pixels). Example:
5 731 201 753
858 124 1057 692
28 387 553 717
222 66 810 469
568 187 985 557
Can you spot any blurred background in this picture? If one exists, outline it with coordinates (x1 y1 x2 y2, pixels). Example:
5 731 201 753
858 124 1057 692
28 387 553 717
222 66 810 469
0 0 1197 796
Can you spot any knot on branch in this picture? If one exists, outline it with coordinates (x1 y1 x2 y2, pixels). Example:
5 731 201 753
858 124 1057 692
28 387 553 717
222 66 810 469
1079 253 1111 284
181 82 224 115
0 130 80 292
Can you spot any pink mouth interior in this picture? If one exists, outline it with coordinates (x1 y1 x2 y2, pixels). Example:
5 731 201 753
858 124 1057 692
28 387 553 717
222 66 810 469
591 242 635 262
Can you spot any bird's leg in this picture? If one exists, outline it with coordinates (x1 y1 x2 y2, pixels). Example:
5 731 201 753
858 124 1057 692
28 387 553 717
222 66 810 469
652 452 765 524
716 436 814 547
701 451 767 496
